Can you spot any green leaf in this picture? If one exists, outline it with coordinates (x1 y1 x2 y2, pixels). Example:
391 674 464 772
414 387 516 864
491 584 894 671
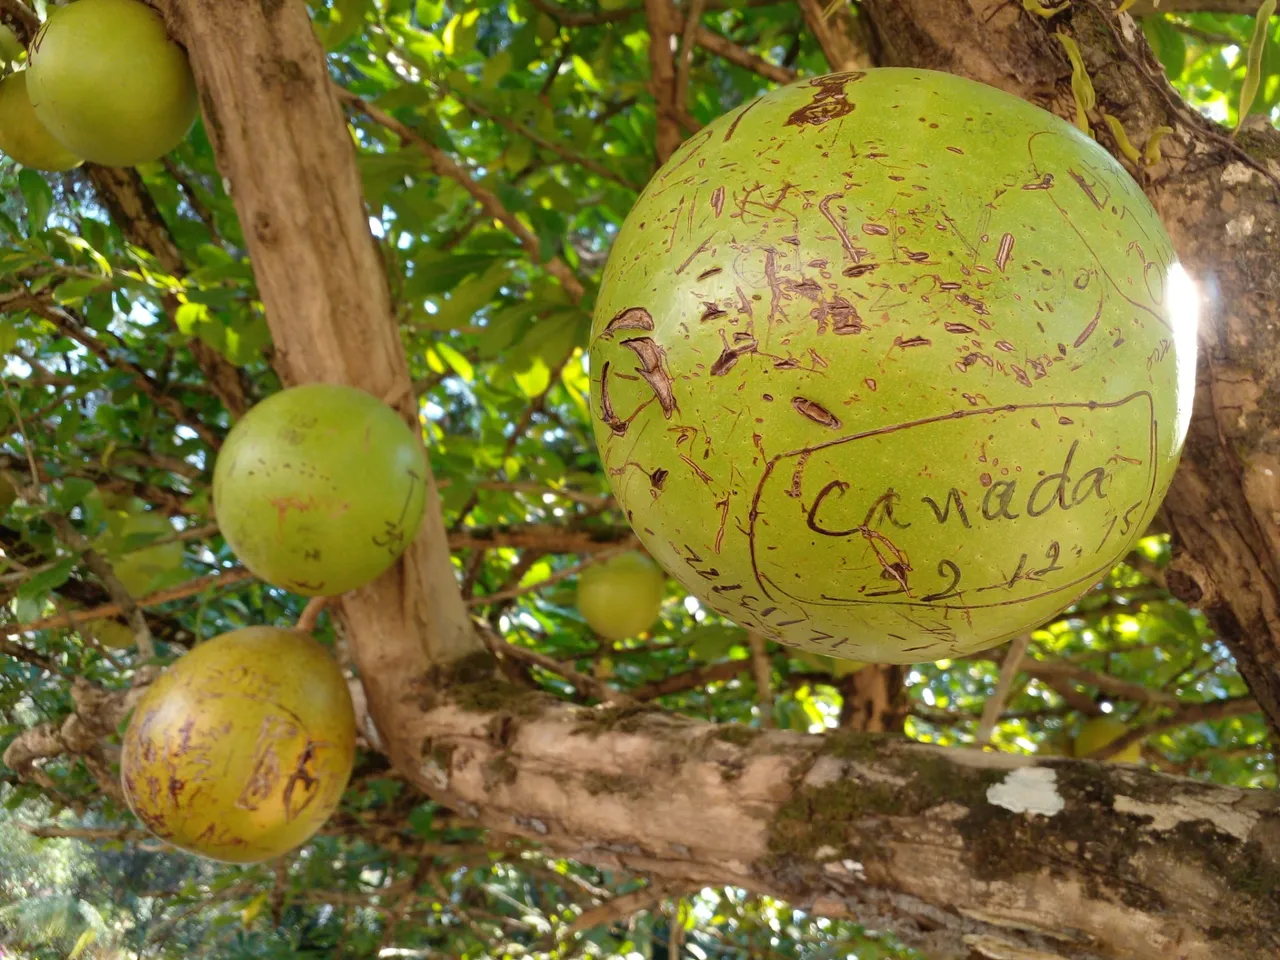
52 276 106 305
17 557 78 609
1238 0 1276 128
18 169 53 235
434 341 474 382
53 477 95 511
426 259 513 330
406 250 506 299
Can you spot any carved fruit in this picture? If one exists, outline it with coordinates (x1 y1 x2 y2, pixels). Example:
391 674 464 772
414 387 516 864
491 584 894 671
0 71 82 171
213 384 428 597
121 626 356 862
1073 716 1142 764
99 509 185 596
576 551 666 641
589 69 1196 663
27 0 197 167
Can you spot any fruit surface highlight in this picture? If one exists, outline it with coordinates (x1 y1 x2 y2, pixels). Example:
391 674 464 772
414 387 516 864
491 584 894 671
589 68 1196 662
213 383 429 596
1073 716 1143 763
577 551 666 641
121 626 356 862
0 71 82 171
27 0 198 167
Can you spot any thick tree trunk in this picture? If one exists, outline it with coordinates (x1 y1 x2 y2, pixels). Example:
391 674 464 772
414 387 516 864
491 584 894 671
155 1 1280 957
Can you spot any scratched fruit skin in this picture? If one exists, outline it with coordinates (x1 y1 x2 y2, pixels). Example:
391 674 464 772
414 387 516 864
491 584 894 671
590 69 1196 663
1073 716 1143 763
27 0 197 167
576 551 666 641
121 626 356 862
213 383 428 596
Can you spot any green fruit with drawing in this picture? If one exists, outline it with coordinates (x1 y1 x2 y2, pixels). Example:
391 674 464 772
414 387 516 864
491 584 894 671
589 68 1195 663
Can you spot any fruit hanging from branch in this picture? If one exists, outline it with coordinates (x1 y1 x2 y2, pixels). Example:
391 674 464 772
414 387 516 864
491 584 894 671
1073 715 1143 764
213 383 429 597
590 68 1196 663
576 550 667 641
121 626 357 863
0 71 82 171
27 0 197 167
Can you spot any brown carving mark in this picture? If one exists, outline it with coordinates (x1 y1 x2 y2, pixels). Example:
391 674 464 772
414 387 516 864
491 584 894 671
763 248 786 325
996 232 1015 272
282 741 323 821
843 263 879 278
1068 168 1104 209
818 193 862 265
1012 365 1032 387
711 337 759 375
955 293 990 315
811 295 862 335
650 468 669 492
697 267 723 281
784 72 864 127
701 302 728 322
602 307 655 338
944 322 974 334
995 340 1015 353
946 145 964 155
1073 293 1105 348
676 235 714 275
735 285 754 318
679 454 714 485
622 338 678 418
598 361 627 437
939 281 962 291
894 335 931 348
711 186 726 217
714 495 731 553
791 397 841 428
788 451 811 498
723 95 761 141
862 223 890 236
786 278 823 300
774 358 799 370
1022 174 1054 190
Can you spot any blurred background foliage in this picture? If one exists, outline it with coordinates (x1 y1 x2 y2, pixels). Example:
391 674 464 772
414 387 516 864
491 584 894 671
0 0 1274 957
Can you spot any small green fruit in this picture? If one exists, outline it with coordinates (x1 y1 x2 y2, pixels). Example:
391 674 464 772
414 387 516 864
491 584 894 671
1073 716 1142 763
83 617 135 650
27 0 198 167
213 384 429 597
0 23 25 62
121 626 356 862
590 68 1196 663
577 551 666 641
0 71 82 171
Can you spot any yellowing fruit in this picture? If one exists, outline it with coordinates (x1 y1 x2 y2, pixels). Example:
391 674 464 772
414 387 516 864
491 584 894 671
1073 716 1142 763
0 71 82 171
121 627 357 862
213 384 429 597
27 0 198 167
576 551 666 641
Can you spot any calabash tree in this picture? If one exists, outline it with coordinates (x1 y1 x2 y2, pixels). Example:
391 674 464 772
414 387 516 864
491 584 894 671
0 1 1277 958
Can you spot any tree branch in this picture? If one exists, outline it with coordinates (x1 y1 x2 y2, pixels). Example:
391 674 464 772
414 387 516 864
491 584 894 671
796 0 872 71
644 0 684 163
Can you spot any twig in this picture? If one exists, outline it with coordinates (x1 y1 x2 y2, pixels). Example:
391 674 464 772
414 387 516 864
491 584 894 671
975 635 1030 747
295 596 332 634
3 568 254 637
467 542 632 607
0 0 39 38
688 22 797 85
339 89 587 304
161 158 226 249
747 631 773 728
644 0 685 163
795 0 870 71
476 619 635 706
631 658 746 701
1091 695 1259 762
675 0 706 118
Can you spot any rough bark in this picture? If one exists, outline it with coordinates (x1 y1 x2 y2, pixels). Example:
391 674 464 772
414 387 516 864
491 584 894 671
159 0 477 782
860 0 1280 742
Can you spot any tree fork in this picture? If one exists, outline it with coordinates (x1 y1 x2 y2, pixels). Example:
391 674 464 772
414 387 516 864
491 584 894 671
156 0 478 774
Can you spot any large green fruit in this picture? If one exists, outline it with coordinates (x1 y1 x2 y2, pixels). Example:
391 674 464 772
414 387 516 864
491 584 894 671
27 0 198 167
577 551 666 641
590 69 1196 663
121 627 356 862
1073 715 1142 763
213 383 429 596
0 71 82 171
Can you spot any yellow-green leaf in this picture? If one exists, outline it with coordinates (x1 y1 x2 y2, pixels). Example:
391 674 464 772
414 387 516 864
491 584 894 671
1237 0 1276 131
1022 0 1071 16
241 892 268 927
1101 113 1142 164
1144 125 1174 166
1116 0 1138 11
68 928 97 960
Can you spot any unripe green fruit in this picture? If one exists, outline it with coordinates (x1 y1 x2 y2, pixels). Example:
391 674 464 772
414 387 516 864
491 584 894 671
84 617 135 650
213 384 429 597
0 71 82 171
121 627 356 862
99 509 184 596
590 69 1196 663
577 551 666 641
1073 716 1142 763
0 24 25 62
27 0 198 167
